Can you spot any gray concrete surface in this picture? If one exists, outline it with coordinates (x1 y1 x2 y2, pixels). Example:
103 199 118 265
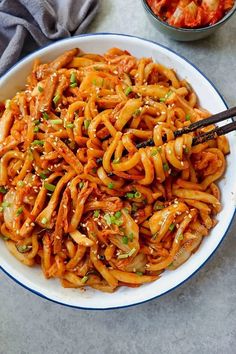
1 1 236 353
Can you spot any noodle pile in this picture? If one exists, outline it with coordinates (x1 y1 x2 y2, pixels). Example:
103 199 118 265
0 47 229 292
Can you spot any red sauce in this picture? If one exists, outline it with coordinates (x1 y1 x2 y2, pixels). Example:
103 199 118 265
146 0 234 28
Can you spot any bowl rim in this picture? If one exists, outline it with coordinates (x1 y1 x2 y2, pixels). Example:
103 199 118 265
0 32 235 310
141 0 236 33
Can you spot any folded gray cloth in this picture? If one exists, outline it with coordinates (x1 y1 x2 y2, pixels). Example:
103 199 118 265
0 0 100 76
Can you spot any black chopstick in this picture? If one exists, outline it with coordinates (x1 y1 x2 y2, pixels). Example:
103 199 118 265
192 120 236 145
96 107 236 166
174 106 236 137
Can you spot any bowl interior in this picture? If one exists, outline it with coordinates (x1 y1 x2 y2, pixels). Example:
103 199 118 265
0 34 236 309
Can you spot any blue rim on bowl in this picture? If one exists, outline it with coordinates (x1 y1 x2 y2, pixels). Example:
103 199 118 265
0 33 235 310
142 0 236 33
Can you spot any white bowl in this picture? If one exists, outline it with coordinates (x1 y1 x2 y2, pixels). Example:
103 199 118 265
0 33 235 310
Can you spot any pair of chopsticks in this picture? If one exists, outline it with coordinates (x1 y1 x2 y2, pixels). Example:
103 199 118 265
96 107 236 166
135 106 236 149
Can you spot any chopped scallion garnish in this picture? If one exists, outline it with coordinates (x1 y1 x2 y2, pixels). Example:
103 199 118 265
84 120 91 130
79 182 84 189
41 217 48 225
49 119 63 125
108 182 114 189
134 191 141 199
66 123 74 129
163 162 169 172
16 207 23 216
17 181 25 187
125 86 132 96
186 114 191 121
81 276 88 284
16 244 30 253
70 72 77 84
93 210 100 218
0 187 7 194
38 86 43 93
125 192 134 199
53 94 60 105
169 223 175 232
44 183 56 192
122 236 129 244
31 140 44 146
154 203 164 211
115 211 121 219
113 158 120 164
42 112 49 120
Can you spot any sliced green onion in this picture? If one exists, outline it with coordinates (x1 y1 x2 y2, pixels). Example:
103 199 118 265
93 210 100 218
84 120 91 130
31 140 44 146
114 219 123 227
33 126 39 133
113 158 120 164
44 183 56 192
42 112 49 120
70 72 77 84
92 79 97 86
34 120 40 125
136 271 143 276
16 244 30 253
117 247 136 259
108 182 114 189
53 94 60 105
134 191 141 199
151 149 158 156
133 108 141 116
81 276 89 284
17 181 25 187
1 202 10 208
49 119 63 125
178 233 184 241
125 192 134 199
2 235 9 241
129 233 134 242
163 162 169 172
41 217 48 225
184 147 189 154
122 236 129 245
16 207 23 216
70 82 77 88
66 123 74 129
79 182 84 189
38 86 43 93
115 211 121 219
104 213 112 225
125 86 132 96
159 97 166 102
154 203 164 211
0 187 8 194
169 223 175 232
131 204 138 213
186 114 191 121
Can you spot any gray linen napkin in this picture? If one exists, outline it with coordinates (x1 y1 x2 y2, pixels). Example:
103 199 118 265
0 0 100 76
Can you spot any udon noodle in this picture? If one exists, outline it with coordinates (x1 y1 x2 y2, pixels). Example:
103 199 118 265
0 48 229 292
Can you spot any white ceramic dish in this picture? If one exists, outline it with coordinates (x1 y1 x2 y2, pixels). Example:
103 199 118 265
0 33 236 310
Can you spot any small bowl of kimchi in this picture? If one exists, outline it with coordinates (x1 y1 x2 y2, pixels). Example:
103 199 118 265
142 0 236 41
